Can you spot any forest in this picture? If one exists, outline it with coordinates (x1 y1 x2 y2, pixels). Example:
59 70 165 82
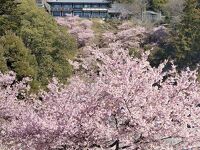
0 0 200 149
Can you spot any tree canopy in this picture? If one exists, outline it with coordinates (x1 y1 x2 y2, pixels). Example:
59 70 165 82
0 0 77 91
149 0 200 71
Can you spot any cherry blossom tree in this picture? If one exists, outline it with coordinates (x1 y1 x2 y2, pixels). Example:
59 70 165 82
1 42 200 149
99 22 148 50
56 16 94 47
1 15 199 149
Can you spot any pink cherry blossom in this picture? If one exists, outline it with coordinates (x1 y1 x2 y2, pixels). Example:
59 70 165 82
1 44 200 149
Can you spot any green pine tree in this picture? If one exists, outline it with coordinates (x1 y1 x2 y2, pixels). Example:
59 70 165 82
149 0 200 71
174 0 200 69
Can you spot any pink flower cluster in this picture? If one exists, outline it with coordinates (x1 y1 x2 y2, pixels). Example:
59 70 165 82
1 44 200 149
101 22 147 50
56 16 94 47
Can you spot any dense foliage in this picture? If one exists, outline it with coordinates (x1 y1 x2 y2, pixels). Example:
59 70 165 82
149 0 200 71
0 0 17 15
0 0 21 35
149 0 168 10
0 0 77 91
0 32 37 79
174 0 200 69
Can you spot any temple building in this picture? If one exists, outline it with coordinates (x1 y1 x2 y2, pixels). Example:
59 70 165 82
44 0 115 18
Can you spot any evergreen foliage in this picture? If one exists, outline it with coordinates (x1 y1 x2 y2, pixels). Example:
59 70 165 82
149 0 200 70
0 0 18 15
0 0 77 91
174 0 200 68
0 32 37 79
150 0 168 10
0 0 21 35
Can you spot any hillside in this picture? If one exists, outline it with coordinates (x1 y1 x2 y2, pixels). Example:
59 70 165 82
0 0 200 149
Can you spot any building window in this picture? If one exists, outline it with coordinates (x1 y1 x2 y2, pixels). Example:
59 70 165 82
73 11 82 17
63 11 72 16
83 12 91 17
84 4 90 8
100 12 107 17
74 4 83 9
100 4 108 8
92 12 99 17
91 4 99 8
52 4 61 8
52 11 61 16
63 4 72 8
